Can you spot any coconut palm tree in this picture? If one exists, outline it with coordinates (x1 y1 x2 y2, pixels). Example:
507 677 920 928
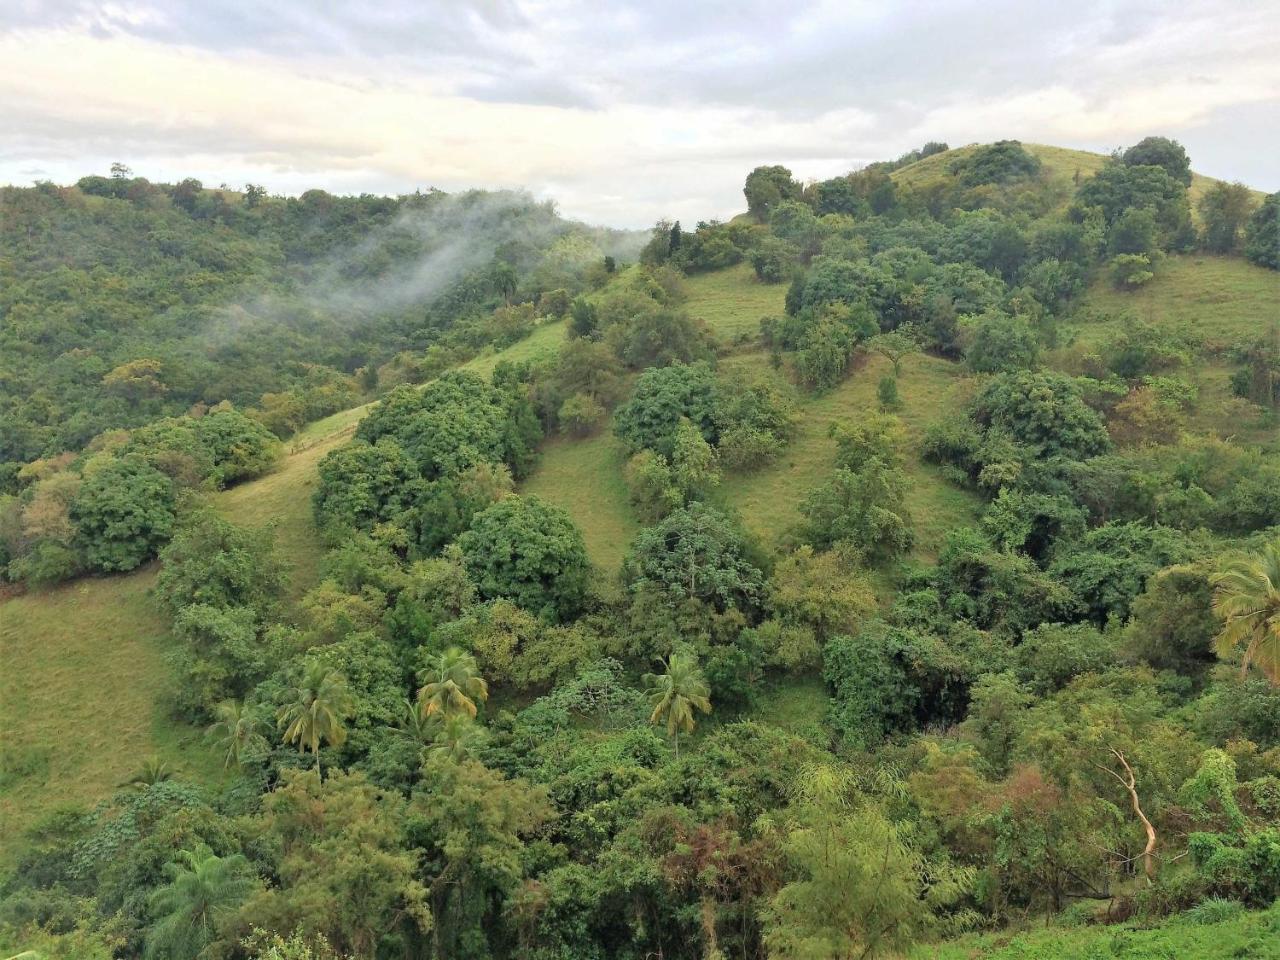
643 652 712 758
386 696 436 746
276 664 354 775
205 699 268 769
1211 541 1280 682
426 713 487 764
145 847 257 960
417 647 489 720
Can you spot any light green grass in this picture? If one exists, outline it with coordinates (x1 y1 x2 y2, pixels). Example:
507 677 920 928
1062 253 1280 443
720 351 981 561
683 263 787 340
1073 253 1280 349
911 903 1280 959
0 571 222 858
520 432 639 574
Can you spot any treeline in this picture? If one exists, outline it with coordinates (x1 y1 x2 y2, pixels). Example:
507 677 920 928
0 168 635 469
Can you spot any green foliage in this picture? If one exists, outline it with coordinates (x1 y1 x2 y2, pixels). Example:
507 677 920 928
1198 182 1257 253
614 361 719 457
623 502 765 613
457 494 590 621
949 140 1041 186
744 165 802 220
72 455 177 572
144 847 258 960
966 311 1040 372
1122 136 1193 185
1245 192 1280 269
156 508 286 615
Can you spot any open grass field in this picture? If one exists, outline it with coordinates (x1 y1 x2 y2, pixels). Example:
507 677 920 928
1059 253 1280 444
0 569 223 860
520 432 639 575
1073 253 1280 348
683 263 787 340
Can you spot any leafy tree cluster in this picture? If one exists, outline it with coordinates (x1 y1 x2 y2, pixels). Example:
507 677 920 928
2 405 279 584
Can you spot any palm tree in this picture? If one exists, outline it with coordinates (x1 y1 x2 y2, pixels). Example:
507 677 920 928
417 647 489 720
122 756 172 789
1211 542 1280 682
205 699 267 769
426 713 487 764
145 847 257 960
386 696 436 746
643 652 712 759
276 664 355 776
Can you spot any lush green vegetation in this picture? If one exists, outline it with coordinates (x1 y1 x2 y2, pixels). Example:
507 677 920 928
4 137 1280 960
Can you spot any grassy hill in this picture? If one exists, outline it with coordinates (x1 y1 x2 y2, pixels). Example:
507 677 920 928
2 141 1275 892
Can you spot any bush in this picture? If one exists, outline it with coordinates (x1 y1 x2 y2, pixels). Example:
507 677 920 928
71 455 177 572
457 495 591 622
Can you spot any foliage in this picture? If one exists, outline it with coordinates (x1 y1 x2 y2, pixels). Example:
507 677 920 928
457 494 591 621
72 455 177 572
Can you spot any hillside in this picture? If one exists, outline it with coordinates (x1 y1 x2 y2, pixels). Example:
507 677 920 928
4 138 1280 959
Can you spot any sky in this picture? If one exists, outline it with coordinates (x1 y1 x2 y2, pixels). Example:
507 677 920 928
1 1 1277 227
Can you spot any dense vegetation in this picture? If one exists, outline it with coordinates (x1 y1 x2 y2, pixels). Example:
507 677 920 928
3 137 1280 960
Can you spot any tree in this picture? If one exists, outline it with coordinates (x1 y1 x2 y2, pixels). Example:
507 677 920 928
744 165 801 220
613 361 719 457
418 647 490 719
624 503 765 613
866 325 921 377
457 495 591 621
276 664 355 774
145 848 258 960
763 765 974 959
1244 192 1279 270
643 652 711 758
965 311 1039 373
206 699 269 769
71 454 177 572
799 461 913 561
1198 181 1258 253
1210 541 1280 682
1122 136 1192 185
426 713 487 764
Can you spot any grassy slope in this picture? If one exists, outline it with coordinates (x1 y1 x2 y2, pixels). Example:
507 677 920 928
891 142 1252 216
1067 253 1280 444
910 904 1280 959
0 571 222 854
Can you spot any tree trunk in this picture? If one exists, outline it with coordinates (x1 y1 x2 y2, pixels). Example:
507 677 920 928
1099 749 1157 883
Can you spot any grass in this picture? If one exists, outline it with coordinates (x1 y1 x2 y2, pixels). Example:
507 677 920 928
520 431 639 574
1059 253 1280 444
0 570 223 860
910 902 1280 959
1072 253 1280 349
683 263 787 340
718 351 980 561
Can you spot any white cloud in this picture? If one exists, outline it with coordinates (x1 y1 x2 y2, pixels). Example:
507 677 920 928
0 1 1277 225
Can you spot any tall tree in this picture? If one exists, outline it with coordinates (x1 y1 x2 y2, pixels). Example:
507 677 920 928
643 652 712 758
1210 541 1280 682
276 664 355 774
418 647 490 720
206 699 268 769
145 848 258 960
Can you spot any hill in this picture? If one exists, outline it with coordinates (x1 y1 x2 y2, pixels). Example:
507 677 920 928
4 138 1280 958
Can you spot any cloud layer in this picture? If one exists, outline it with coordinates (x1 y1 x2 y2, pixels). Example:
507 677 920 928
2 1 1277 226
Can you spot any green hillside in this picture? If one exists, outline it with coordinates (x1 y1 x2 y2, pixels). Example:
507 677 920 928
4 138 1280 958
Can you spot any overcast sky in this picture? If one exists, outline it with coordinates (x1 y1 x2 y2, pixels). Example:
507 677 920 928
2 1 1277 227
